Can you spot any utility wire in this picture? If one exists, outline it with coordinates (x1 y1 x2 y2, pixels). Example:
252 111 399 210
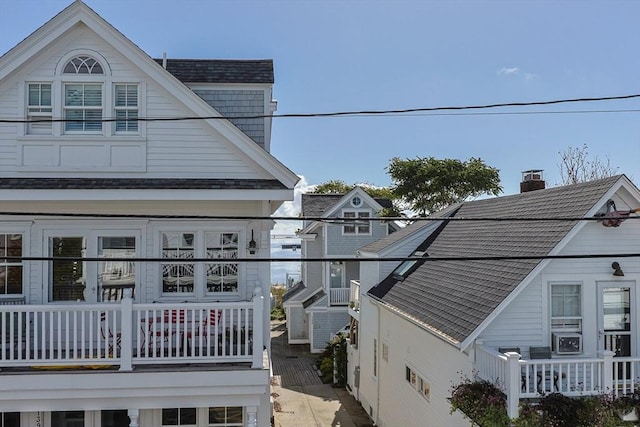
2 253 639 263
1 211 638 222
1 94 638 123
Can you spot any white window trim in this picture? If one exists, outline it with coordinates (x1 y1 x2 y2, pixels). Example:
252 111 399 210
341 209 372 236
405 363 431 402
549 281 583 335
154 225 247 302
113 83 140 134
0 223 30 300
19 49 146 139
42 227 142 304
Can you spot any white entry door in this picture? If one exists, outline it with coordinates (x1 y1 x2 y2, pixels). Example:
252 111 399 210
598 281 634 358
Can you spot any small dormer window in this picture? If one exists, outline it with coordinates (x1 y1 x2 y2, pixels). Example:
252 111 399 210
342 210 371 235
63 56 104 74
351 196 362 207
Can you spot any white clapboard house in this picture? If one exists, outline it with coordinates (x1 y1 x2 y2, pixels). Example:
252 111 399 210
347 173 640 426
0 2 298 426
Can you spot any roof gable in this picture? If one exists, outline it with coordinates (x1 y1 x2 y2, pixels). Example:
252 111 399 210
0 1 298 189
368 175 635 345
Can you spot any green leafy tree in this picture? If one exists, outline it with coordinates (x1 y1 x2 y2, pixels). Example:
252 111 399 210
387 157 502 215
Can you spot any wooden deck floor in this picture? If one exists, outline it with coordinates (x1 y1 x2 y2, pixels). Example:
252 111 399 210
270 321 323 387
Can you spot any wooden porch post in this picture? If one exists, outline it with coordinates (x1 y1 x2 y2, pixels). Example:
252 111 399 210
252 286 264 369
601 350 615 394
119 289 134 372
506 352 521 420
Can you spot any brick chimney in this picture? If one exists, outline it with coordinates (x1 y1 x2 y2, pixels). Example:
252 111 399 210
520 169 545 193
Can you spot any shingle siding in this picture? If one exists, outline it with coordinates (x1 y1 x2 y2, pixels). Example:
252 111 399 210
193 89 266 147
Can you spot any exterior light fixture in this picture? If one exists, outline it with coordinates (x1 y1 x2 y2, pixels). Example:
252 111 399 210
612 262 624 277
248 230 257 255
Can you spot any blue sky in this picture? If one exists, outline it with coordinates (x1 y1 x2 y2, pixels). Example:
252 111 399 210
1 0 638 283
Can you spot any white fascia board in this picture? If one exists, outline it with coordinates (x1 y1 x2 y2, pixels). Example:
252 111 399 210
298 221 321 235
298 233 317 241
0 2 299 189
0 188 294 202
321 187 383 219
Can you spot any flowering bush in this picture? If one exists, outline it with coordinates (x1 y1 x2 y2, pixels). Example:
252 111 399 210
449 375 510 426
514 392 617 427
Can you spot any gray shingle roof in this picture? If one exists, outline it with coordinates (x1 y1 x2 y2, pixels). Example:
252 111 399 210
0 178 287 190
154 59 274 84
301 193 393 217
359 203 462 254
368 175 623 344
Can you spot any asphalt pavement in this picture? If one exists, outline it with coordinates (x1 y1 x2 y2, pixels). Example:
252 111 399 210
270 321 374 427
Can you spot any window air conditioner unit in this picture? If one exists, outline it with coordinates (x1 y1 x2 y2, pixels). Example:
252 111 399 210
553 333 582 354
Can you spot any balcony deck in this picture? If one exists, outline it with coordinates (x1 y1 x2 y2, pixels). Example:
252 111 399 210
0 291 265 372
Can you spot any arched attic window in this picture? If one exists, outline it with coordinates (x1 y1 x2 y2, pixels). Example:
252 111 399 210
63 56 104 75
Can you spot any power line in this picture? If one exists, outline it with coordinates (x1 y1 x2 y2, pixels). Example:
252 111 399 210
1 94 638 123
2 253 639 263
1 211 638 222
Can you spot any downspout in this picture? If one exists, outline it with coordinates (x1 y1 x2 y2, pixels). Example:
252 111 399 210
376 298 381 425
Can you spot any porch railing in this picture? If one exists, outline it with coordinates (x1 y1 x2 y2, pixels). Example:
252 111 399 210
475 343 640 418
329 288 350 305
0 289 264 372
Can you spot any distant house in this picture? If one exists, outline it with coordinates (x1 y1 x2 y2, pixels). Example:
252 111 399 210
0 2 297 426
283 187 398 353
347 174 640 425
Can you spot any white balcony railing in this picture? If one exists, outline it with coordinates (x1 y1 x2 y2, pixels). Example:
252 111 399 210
475 343 640 419
329 287 350 305
0 289 264 371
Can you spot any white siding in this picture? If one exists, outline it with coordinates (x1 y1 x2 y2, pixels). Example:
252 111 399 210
478 208 640 358
0 25 272 179
357 299 472 427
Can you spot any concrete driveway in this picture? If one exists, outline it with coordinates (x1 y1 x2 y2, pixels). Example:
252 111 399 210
270 321 373 427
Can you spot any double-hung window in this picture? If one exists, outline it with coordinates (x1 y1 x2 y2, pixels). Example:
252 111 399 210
0 234 23 295
64 83 103 132
27 83 52 134
551 283 582 334
342 210 371 235
114 84 139 132
63 55 104 133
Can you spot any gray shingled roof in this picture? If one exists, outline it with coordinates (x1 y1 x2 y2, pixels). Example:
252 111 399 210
0 178 286 190
301 193 393 217
359 203 462 254
154 59 274 84
368 175 623 344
